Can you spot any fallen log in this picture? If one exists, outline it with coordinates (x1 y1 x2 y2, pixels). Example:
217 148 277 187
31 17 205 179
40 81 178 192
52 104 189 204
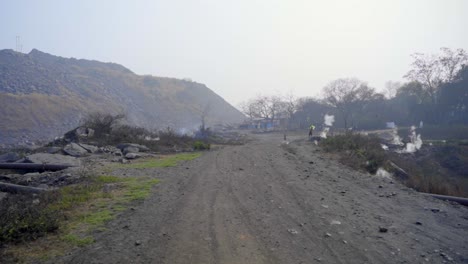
0 163 75 172
0 182 47 194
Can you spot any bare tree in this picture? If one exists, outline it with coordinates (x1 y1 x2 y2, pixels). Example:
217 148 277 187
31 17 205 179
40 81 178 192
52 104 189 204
240 95 288 123
322 78 376 129
404 47 468 104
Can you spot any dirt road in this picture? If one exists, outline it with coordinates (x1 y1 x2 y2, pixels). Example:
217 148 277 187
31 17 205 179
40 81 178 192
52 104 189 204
59 133 468 264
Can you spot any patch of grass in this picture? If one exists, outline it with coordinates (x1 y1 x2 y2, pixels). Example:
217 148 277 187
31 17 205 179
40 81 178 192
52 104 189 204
123 178 160 201
81 209 113 226
119 153 201 169
62 234 94 247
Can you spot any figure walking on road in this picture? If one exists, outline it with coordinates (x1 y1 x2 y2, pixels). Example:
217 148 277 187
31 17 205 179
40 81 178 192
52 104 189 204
308 124 315 139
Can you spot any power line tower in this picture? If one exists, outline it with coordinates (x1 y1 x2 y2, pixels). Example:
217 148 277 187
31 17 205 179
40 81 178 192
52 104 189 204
15 36 23 53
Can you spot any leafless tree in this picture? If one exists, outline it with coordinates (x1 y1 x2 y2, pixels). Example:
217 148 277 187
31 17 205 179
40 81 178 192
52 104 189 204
404 47 467 104
322 78 377 129
240 95 288 123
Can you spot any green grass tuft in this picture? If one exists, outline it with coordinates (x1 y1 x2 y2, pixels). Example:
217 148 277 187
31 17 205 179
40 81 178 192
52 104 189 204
62 234 95 247
119 153 201 169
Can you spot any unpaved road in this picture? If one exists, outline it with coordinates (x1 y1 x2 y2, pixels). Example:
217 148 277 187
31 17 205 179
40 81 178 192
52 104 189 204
58 133 468 264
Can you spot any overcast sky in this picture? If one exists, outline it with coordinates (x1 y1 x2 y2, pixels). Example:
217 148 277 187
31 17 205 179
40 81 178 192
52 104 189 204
1 0 467 106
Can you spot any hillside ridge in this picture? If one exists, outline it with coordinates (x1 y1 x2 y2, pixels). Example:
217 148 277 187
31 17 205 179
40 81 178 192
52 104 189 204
0 49 244 146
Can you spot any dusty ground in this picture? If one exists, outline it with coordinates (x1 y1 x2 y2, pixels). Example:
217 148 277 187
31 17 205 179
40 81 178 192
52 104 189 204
55 133 468 264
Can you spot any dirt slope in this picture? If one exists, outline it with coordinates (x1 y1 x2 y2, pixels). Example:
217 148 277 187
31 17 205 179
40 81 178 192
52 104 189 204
56 133 468 264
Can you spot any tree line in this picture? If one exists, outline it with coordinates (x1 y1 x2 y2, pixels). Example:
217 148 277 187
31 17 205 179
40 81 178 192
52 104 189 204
240 47 468 129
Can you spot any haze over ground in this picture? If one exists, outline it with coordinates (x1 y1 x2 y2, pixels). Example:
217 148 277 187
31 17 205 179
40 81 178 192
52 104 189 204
1 0 467 106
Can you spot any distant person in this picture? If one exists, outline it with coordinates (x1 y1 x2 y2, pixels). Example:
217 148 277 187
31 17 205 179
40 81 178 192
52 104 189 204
308 124 315 139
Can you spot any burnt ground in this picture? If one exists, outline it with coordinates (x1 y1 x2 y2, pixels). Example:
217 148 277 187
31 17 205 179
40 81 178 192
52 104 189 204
53 133 468 264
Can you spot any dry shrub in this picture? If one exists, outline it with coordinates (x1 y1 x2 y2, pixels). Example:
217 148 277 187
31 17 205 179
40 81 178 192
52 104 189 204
0 192 61 244
322 133 386 174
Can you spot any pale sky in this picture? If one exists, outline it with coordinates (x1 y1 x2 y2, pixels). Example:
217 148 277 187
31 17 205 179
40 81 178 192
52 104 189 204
1 0 467 106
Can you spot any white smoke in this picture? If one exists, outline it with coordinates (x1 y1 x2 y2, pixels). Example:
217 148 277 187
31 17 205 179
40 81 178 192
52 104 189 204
391 127 404 146
320 127 330 138
397 126 423 153
324 114 335 127
320 114 335 138
376 168 392 179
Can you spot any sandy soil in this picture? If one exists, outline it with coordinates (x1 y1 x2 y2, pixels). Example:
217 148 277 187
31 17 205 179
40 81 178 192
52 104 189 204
55 133 468 264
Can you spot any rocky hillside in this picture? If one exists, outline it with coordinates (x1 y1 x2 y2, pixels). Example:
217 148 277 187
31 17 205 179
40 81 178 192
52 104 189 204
0 49 244 146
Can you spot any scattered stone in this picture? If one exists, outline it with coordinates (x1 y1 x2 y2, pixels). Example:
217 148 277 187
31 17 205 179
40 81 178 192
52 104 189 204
379 227 388 233
431 208 441 213
63 143 89 157
330 220 341 225
343 240 348 244
135 240 142 246
321 204 329 209
37 184 48 189
0 192 7 201
415 221 423 225
78 143 99 153
288 229 299 235
378 185 383 188
309 161 314 164
47 147 62 154
0 152 20 163
325 232 332 237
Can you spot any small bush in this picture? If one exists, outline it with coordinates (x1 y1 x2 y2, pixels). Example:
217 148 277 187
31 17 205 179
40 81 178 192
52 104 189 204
193 140 210 150
0 192 61 244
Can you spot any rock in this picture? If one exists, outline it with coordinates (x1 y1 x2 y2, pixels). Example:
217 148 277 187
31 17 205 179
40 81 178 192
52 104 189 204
0 192 7 201
325 232 332 237
415 221 423 225
47 147 62 154
135 240 142 246
116 143 150 152
37 184 48 189
125 153 140 159
25 153 81 166
63 143 89 157
113 150 123 156
287 229 299 234
0 152 20 163
330 220 341 225
431 208 441 213
123 146 139 155
379 227 388 233
77 143 99 153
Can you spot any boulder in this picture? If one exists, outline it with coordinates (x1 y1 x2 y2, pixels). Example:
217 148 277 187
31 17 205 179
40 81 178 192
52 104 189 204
125 153 141 159
123 146 139 155
116 143 150 152
78 143 99 153
25 153 81 166
47 147 62 154
63 143 89 157
0 152 20 163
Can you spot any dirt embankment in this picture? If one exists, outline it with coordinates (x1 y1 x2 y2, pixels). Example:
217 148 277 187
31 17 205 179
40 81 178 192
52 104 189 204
55 133 468 264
